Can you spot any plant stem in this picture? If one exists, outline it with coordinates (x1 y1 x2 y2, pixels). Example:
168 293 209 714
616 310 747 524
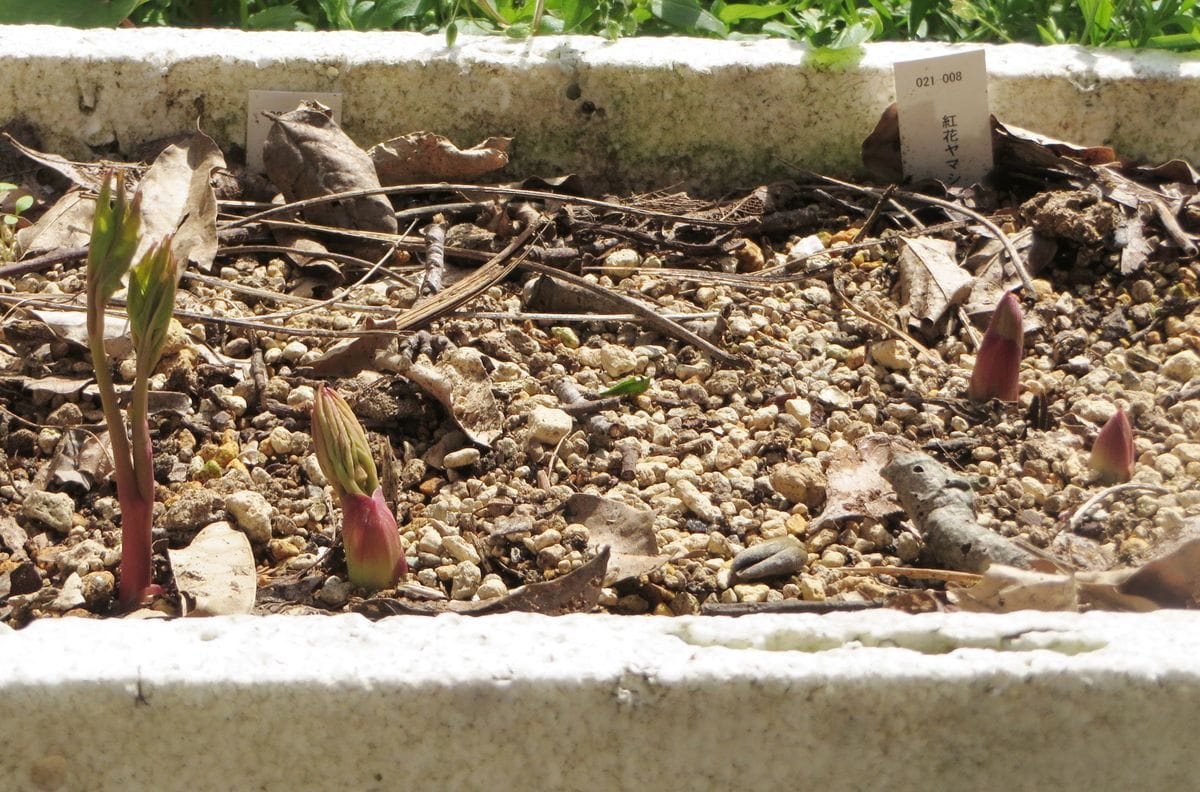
87 287 151 609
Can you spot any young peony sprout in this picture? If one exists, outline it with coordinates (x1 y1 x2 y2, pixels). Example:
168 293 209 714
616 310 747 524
1091 406 1135 484
87 173 178 609
312 386 408 589
967 291 1024 403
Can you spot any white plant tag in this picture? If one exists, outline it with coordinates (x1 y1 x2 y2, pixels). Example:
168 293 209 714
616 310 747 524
246 90 343 173
893 50 992 186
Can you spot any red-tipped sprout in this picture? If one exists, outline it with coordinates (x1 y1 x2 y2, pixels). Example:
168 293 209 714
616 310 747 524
312 386 407 589
968 291 1024 403
1091 407 1135 484
87 172 174 609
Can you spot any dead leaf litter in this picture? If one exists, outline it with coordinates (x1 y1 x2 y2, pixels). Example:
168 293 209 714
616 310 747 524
1 104 1199 625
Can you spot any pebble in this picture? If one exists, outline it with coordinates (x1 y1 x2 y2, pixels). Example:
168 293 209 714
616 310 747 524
600 344 639 377
450 560 482 600
476 574 508 600
820 549 847 568
55 539 108 575
161 488 226 537
47 573 85 612
263 426 294 456
21 491 75 534
1172 443 1200 464
769 463 827 508
604 248 642 278
1162 350 1199 383
895 532 921 562
442 534 481 564
80 571 115 604
528 407 573 445
318 576 352 607
443 448 481 469
871 339 913 370
225 491 275 544
286 385 316 411
674 479 722 524
816 386 852 410
281 340 308 363
785 398 813 428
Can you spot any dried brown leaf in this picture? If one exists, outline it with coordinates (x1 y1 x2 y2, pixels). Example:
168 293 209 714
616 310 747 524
1 133 106 190
948 564 1079 612
563 493 667 584
897 236 973 334
167 521 256 616
401 347 503 448
809 434 903 532
370 132 510 185
14 189 94 257
263 101 397 236
135 130 224 272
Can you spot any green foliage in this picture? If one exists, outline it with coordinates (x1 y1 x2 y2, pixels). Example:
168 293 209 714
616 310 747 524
0 0 1196 51
0 182 32 263
0 0 148 26
87 176 143 306
127 238 179 376
598 375 652 396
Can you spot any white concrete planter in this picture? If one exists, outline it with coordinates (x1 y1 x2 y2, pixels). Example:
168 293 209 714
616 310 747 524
2 27 1198 191
2 611 1199 791
3 27 1199 792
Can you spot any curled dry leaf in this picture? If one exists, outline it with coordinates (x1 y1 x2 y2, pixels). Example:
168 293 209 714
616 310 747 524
1 133 106 190
399 347 503 448
809 434 903 533
897 236 974 335
134 130 225 272
948 564 1079 613
263 101 397 236
167 521 257 616
563 492 668 585
370 132 510 185
15 189 94 257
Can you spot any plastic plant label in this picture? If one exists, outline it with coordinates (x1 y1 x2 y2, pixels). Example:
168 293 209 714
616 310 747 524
893 50 992 186
246 90 343 173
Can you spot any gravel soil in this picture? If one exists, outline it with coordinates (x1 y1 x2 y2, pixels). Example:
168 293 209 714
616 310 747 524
1 143 1199 625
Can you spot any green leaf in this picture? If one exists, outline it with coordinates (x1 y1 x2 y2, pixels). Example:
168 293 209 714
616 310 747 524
649 0 727 36
13 195 33 215
0 0 149 26
0 182 16 192
760 19 802 39
127 239 178 374
246 6 312 29
598 376 652 397
445 19 459 46
716 3 788 23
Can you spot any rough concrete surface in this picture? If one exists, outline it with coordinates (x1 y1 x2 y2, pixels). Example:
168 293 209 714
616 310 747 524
1 27 1198 192
1 611 1198 791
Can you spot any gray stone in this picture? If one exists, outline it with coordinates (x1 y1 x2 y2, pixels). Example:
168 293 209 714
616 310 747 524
225 491 275 544
730 536 807 581
21 490 75 534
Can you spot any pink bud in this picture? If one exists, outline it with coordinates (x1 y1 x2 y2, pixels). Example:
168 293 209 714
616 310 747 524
968 292 1024 403
1090 407 1135 484
341 487 408 590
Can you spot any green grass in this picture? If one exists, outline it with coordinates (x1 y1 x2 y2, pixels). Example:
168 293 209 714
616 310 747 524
0 0 1196 52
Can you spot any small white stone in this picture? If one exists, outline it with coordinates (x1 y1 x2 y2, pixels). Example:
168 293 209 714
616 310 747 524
442 534 481 564
600 344 639 377
816 386 852 410
22 490 75 534
443 448 481 469
674 479 722 523
450 561 482 600
37 428 61 455
784 398 813 428
281 340 308 363
604 248 642 278
1171 443 1200 464
1162 350 1200 383
47 573 86 612
871 339 913 371
225 491 274 544
318 576 352 607
476 574 508 600
287 385 315 411
265 426 293 456
528 407 573 445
